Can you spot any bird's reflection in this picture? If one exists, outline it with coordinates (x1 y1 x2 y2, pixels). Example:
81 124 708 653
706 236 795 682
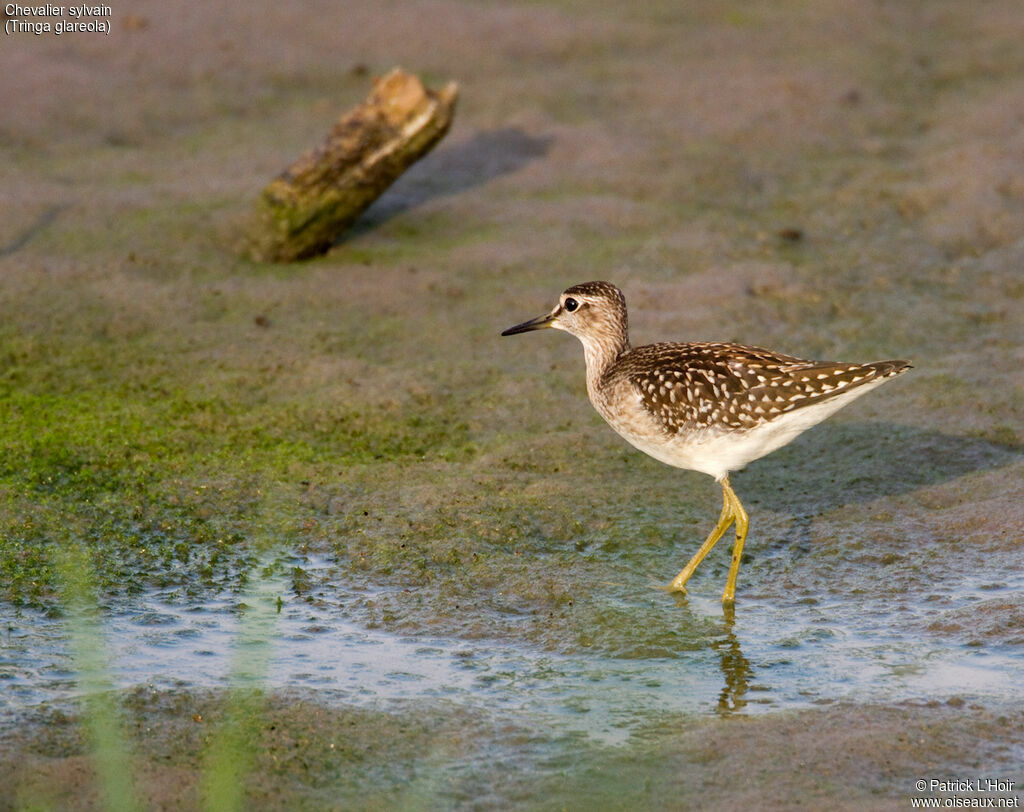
671 595 754 714
712 603 753 715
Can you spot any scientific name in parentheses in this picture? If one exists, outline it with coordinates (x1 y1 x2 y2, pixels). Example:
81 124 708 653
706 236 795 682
4 4 112 35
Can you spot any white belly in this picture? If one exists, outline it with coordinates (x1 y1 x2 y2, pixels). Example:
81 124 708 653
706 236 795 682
594 377 890 481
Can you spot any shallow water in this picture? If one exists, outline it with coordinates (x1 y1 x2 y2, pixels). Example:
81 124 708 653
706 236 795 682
2 556 1020 745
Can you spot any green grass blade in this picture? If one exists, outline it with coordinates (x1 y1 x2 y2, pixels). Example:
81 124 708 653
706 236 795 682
56 543 141 812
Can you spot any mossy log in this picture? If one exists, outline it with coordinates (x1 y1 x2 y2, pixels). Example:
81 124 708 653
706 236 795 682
245 68 458 262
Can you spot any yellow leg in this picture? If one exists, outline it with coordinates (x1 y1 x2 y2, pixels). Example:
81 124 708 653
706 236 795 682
721 478 749 605
666 477 737 593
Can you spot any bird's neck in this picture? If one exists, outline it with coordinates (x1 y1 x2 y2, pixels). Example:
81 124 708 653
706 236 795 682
580 330 630 395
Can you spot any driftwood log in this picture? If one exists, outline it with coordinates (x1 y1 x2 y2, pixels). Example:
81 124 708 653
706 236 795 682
245 68 458 262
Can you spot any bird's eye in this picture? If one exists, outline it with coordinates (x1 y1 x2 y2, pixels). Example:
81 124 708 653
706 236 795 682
563 298 579 312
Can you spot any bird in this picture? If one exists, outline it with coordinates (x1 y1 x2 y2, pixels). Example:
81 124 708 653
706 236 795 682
501 281 910 604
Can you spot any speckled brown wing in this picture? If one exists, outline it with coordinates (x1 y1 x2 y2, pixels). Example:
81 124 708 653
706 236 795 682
621 342 910 435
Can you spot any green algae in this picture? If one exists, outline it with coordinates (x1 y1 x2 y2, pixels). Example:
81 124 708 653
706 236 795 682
0 341 474 608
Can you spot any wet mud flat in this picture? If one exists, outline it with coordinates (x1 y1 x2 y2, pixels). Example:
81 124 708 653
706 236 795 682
2 688 1022 810
1 556 1023 807
2 0 1024 808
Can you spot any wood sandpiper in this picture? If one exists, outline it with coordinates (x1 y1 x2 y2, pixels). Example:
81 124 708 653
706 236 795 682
502 281 910 604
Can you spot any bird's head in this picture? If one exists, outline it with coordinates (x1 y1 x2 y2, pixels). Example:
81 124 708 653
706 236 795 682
501 281 629 350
